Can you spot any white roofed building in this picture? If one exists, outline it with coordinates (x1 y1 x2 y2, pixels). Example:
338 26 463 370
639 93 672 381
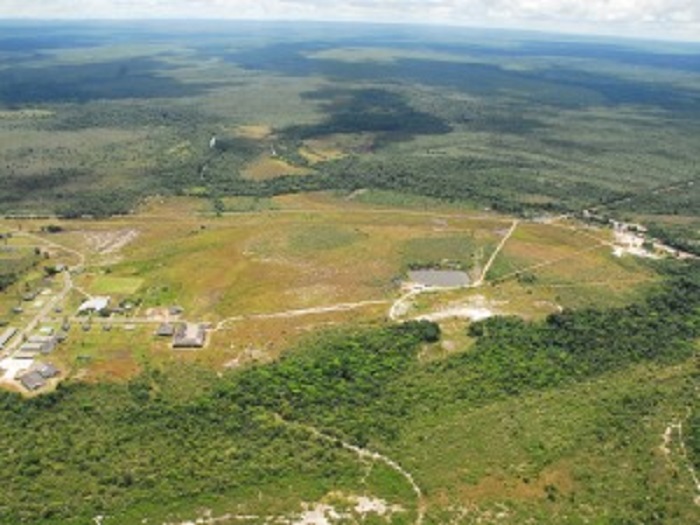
78 296 110 314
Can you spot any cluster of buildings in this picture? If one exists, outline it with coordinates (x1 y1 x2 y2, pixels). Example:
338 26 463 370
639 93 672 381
0 325 63 392
2 285 207 393
15 332 60 359
18 362 59 391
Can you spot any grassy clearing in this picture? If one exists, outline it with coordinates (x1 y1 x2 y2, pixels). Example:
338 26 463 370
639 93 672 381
242 154 312 180
0 195 658 383
299 134 362 163
89 275 144 295
218 196 279 213
348 189 481 212
53 324 151 381
487 222 656 298
400 234 480 271
234 124 274 140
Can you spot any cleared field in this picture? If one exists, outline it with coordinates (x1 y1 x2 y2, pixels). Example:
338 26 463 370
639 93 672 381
486 222 656 302
299 134 366 164
89 275 144 295
242 154 312 180
234 124 274 140
1 193 659 382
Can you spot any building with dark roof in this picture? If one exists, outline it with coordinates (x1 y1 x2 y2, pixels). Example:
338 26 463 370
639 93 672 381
156 323 175 337
169 305 184 316
19 371 46 391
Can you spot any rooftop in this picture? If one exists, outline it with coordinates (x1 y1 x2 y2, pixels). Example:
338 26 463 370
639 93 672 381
78 296 110 313
19 371 45 391
36 362 59 379
173 323 206 348
156 323 175 337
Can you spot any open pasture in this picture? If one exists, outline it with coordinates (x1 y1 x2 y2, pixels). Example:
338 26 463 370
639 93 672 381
1 192 656 383
242 154 312 180
99 195 507 320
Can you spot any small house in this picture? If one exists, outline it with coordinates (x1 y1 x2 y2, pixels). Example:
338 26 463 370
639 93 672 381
19 371 46 391
36 362 59 379
169 305 184 316
27 335 57 354
172 323 206 349
156 323 175 337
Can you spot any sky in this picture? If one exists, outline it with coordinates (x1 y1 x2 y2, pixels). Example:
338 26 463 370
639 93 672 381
0 0 698 42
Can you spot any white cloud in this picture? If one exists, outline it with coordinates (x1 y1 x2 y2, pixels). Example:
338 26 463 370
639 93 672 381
0 0 698 41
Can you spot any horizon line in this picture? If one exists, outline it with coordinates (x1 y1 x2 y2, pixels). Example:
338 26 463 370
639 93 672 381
0 17 698 45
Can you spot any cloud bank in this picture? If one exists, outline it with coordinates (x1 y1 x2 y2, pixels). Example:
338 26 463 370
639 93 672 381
0 0 698 41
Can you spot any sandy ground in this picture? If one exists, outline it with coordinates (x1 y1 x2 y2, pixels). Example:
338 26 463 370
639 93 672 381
417 295 501 322
611 229 660 259
161 495 403 525
83 229 139 257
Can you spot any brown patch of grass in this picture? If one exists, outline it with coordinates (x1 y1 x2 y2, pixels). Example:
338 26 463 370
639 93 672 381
299 133 376 165
446 463 575 504
233 124 274 140
242 155 312 180
80 348 143 383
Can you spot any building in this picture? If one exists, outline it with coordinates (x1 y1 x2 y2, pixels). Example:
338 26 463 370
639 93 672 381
172 323 206 349
36 362 59 379
156 323 175 337
14 350 37 360
78 296 110 314
18 342 45 354
169 305 184 316
19 371 46 391
27 335 58 354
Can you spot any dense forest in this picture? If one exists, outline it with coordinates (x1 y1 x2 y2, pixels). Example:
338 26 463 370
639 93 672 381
1 24 698 227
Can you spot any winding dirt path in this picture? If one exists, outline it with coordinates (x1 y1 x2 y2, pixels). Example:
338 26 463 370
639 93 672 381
279 416 426 525
661 416 700 506
16 230 86 269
